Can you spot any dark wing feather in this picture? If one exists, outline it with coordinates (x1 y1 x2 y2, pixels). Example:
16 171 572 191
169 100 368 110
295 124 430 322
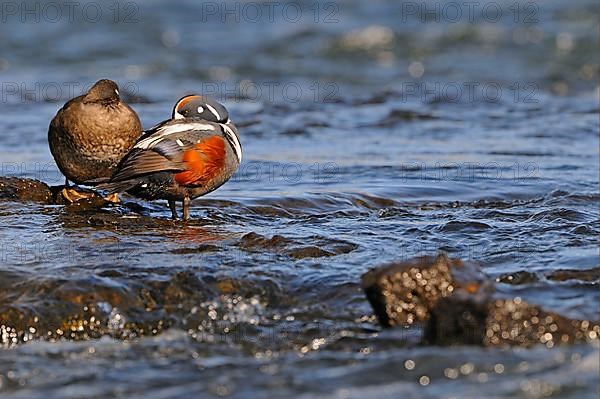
97 146 185 193
97 179 139 193
152 139 185 159
109 145 184 183
98 122 214 193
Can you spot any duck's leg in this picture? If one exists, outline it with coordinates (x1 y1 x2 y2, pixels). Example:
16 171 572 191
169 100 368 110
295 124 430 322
168 200 178 220
65 177 70 187
182 196 190 221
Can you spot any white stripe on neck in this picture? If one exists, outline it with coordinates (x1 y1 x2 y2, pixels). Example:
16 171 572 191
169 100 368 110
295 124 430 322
221 123 242 162
205 103 222 120
135 122 216 149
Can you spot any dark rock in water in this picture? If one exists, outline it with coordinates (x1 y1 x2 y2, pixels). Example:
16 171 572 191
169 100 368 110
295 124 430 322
238 232 357 259
85 213 176 229
0 271 278 346
170 244 221 254
239 232 292 250
361 254 491 327
0 267 298 349
425 294 600 347
0 177 112 210
496 270 539 285
0 177 53 203
362 253 600 347
546 267 600 283
497 267 600 285
423 292 489 345
287 246 335 259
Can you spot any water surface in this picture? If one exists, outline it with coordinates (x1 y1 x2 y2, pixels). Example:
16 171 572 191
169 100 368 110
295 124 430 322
0 0 599 397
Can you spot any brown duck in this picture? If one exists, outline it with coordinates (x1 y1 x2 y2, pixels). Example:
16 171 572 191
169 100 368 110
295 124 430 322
48 79 141 201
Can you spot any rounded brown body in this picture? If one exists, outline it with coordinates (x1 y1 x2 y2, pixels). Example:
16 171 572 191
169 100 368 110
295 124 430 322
48 80 142 184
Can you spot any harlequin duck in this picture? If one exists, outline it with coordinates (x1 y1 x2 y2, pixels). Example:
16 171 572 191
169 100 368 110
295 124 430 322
98 95 242 220
48 79 142 201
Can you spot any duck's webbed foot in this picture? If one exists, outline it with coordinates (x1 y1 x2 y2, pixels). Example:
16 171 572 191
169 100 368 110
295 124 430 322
60 187 96 203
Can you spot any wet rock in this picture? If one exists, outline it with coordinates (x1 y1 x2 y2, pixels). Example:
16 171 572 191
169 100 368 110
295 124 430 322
0 177 115 210
57 207 216 232
170 244 221 255
239 232 292 250
0 177 53 203
495 267 599 285
438 220 492 232
361 254 491 327
496 270 539 285
362 254 600 347
0 278 145 344
287 246 335 259
425 294 600 347
72 213 177 230
351 194 396 209
496 266 600 287
0 271 259 346
0 268 297 348
211 276 286 305
161 271 214 305
377 207 417 219
238 232 357 259
546 267 600 283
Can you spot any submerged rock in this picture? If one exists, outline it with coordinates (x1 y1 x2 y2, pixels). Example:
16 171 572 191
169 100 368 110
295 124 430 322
496 267 600 285
361 254 491 327
0 271 277 346
495 270 539 285
546 267 600 283
238 232 357 259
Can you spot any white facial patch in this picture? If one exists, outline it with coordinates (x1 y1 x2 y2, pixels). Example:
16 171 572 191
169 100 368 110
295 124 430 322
197 106 204 114
221 123 242 162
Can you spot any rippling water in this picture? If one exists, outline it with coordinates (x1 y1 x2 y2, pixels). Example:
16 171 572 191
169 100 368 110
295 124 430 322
1 0 599 398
